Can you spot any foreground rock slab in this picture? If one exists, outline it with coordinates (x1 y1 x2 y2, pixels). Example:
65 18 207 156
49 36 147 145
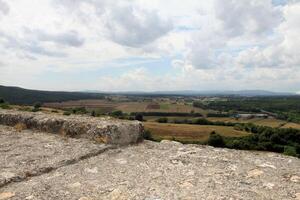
0 109 143 145
0 125 112 187
0 133 299 200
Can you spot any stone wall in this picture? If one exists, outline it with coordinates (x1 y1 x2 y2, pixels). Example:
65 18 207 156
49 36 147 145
0 109 143 145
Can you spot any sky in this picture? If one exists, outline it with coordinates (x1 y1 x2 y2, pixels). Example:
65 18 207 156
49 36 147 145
0 0 300 93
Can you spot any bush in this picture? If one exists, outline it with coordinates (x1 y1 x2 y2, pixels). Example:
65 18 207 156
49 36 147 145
207 132 225 147
31 108 40 112
284 146 297 157
34 102 42 109
135 113 143 121
72 107 88 114
111 110 123 117
0 98 4 104
193 118 212 125
0 103 11 109
63 111 71 116
156 117 168 123
143 130 153 140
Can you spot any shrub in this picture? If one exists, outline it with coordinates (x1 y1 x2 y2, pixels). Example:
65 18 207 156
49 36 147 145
111 110 123 117
0 98 4 104
156 117 168 123
14 123 27 132
31 108 40 112
207 132 225 147
193 118 212 125
18 107 32 112
143 130 153 140
63 111 71 116
72 107 88 114
0 103 11 109
135 113 143 121
33 102 42 109
284 146 297 157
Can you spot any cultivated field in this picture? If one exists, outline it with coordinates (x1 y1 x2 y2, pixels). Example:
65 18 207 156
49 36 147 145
144 122 250 143
208 117 287 128
44 99 206 114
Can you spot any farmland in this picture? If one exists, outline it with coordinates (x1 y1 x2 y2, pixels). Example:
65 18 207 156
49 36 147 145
44 99 207 114
144 122 250 143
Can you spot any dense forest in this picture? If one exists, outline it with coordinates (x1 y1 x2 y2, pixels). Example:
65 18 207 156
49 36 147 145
193 96 300 123
0 85 104 105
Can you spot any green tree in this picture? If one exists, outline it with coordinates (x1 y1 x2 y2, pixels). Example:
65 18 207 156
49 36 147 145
34 102 42 109
207 132 225 147
135 113 143 121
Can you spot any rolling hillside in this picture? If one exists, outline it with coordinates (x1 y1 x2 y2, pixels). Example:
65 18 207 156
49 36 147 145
0 85 104 105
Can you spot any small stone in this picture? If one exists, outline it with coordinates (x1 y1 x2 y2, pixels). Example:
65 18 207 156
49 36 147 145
115 158 127 164
290 175 300 183
0 172 15 179
106 187 128 200
263 182 275 189
0 192 15 200
180 181 194 189
25 195 34 200
78 197 91 200
258 163 276 169
68 182 81 188
84 167 98 174
247 169 264 178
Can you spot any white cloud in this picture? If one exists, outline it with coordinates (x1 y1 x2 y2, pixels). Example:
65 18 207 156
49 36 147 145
215 0 282 37
0 0 299 92
0 0 9 16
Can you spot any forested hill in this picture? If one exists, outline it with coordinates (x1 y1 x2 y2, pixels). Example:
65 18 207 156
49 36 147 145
0 85 104 105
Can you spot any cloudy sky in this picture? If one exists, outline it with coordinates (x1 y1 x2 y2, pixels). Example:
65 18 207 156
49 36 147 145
0 0 299 93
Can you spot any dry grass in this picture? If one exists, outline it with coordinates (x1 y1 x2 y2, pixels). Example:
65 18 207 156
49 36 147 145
144 122 250 142
14 123 27 132
282 123 300 129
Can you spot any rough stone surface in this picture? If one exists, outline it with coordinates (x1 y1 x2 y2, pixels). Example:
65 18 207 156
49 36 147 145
0 125 299 200
0 125 112 187
0 109 143 145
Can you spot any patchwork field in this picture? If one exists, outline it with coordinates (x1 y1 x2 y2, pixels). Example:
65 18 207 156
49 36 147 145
144 122 250 143
44 99 206 114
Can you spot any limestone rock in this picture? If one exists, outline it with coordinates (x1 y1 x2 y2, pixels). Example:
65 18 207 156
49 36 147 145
0 109 143 145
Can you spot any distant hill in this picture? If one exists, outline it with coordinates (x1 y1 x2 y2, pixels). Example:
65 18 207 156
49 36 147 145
0 85 104 105
94 90 296 97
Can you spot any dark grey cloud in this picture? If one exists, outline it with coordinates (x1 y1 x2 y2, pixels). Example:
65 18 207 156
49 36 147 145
0 0 9 16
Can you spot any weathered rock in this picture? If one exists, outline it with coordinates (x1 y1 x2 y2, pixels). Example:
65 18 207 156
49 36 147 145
0 127 299 200
0 192 15 200
0 109 143 145
0 125 112 187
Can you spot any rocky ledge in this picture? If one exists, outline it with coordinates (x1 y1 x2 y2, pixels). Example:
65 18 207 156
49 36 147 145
0 109 143 145
0 125 299 200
